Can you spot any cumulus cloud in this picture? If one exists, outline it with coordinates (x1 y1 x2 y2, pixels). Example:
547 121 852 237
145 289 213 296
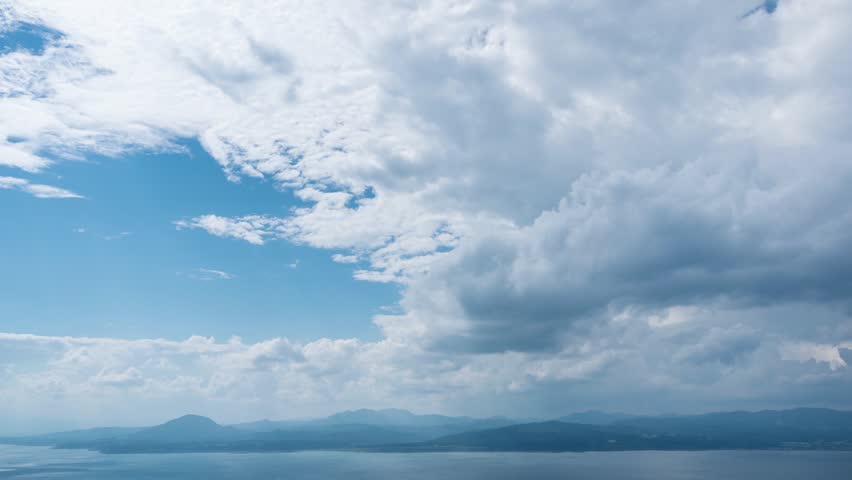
0 323 849 430
389 155 852 352
2 0 852 420
781 342 852 371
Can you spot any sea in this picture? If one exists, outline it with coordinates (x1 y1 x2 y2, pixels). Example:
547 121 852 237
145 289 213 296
1 445 851 479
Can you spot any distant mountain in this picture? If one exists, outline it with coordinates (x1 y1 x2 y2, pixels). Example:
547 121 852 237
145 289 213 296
327 408 460 427
388 421 695 452
120 415 243 443
3 408 851 454
328 408 519 438
230 410 456 432
248 423 422 450
99 422 422 454
613 408 852 443
231 419 310 432
232 409 517 433
556 411 639 425
1 413 458 453
67 415 253 453
385 408 852 452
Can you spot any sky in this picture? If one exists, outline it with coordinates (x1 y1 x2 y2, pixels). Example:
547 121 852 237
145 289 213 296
1 0 851 434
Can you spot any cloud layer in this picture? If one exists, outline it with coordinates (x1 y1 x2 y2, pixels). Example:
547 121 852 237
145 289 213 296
1 317 850 431
2 0 852 426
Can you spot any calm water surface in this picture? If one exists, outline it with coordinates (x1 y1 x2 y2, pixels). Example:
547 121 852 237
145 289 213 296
1 445 851 479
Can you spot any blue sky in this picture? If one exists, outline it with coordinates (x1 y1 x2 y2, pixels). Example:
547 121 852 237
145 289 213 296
1 0 851 434
1 140 396 342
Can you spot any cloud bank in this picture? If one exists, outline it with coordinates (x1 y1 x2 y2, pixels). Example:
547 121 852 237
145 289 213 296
2 0 851 428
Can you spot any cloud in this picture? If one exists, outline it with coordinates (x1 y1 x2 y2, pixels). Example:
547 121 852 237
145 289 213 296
0 175 82 198
2 0 852 420
70 227 131 240
175 215 284 246
332 254 359 264
0 324 849 430
386 155 852 353
781 342 851 371
674 326 762 366
101 231 131 241
185 268 235 281
91 367 145 388
0 145 50 172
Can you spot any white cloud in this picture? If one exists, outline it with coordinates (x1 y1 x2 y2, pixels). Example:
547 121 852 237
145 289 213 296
91 367 145 388
0 175 82 199
0 144 50 172
648 306 704 329
71 228 132 240
186 268 235 281
175 215 284 246
102 231 131 241
781 342 850 371
331 254 359 264
0 321 848 429
2 0 852 420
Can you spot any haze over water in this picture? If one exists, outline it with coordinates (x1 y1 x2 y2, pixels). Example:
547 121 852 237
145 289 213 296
2 446 852 480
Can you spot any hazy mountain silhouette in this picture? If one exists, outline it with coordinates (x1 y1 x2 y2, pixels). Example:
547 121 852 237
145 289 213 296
327 408 459 426
232 418 309 432
233 408 517 440
389 408 852 452
390 421 680 452
614 408 852 443
557 410 639 425
2 408 851 454
122 415 242 443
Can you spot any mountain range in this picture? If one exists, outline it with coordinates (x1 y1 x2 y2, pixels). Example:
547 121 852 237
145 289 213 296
2 408 851 454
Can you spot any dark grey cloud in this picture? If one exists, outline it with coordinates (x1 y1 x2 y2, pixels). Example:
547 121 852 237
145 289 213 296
404 154 852 353
674 326 761 366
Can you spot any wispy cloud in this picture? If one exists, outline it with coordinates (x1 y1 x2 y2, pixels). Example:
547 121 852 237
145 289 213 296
71 228 131 240
0 176 82 199
185 268 235 281
101 232 131 241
